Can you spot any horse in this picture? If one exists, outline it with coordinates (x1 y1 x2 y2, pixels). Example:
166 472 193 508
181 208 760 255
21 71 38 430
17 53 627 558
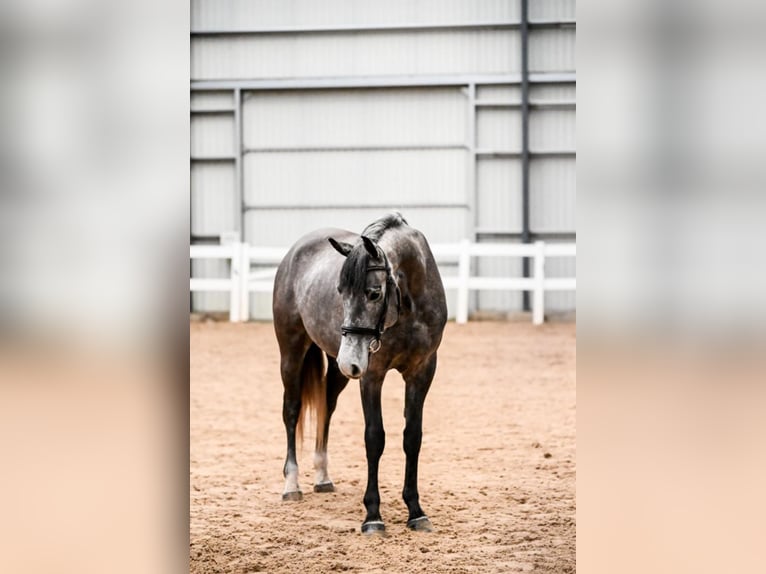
272 212 447 534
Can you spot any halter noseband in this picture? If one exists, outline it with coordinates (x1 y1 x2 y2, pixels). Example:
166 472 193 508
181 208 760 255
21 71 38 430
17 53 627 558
340 253 401 354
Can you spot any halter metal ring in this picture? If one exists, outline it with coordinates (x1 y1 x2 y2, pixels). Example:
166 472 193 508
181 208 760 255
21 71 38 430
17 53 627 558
368 339 382 354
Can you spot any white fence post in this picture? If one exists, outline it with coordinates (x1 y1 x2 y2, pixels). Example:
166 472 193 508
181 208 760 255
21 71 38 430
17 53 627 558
456 239 470 324
532 241 545 325
238 242 250 322
228 243 241 323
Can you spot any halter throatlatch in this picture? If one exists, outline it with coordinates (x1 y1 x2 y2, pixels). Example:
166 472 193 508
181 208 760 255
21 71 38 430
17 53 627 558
340 251 401 354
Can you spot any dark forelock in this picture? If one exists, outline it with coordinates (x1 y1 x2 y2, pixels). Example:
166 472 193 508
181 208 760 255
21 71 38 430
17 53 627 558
338 213 406 292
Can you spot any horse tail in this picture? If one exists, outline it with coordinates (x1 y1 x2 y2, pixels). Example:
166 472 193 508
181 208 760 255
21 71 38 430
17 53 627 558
296 343 327 450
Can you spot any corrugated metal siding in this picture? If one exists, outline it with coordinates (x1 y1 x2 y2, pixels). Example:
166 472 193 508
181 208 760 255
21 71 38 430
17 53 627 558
529 84 575 102
245 207 466 248
244 150 466 207
476 158 522 231
529 0 576 21
476 85 521 102
191 31 518 80
528 28 576 73
242 88 466 148
191 91 234 111
477 109 521 150
529 109 575 151
191 114 235 157
192 0 519 30
191 0 575 319
529 158 576 231
191 163 237 234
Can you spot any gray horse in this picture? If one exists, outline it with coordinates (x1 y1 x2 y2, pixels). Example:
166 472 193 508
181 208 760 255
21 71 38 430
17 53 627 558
272 212 447 534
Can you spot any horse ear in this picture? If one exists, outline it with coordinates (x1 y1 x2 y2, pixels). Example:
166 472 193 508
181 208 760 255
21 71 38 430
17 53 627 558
328 237 353 257
361 236 378 258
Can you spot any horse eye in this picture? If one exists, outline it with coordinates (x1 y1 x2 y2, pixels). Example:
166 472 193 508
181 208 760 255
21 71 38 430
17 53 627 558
368 289 381 301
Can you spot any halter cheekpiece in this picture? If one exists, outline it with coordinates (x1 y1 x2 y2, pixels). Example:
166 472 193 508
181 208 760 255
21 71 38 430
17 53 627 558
340 250 400 354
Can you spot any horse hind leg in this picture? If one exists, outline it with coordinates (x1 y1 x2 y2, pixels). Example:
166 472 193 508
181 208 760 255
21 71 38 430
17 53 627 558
313 356 349 493
280 339 312 501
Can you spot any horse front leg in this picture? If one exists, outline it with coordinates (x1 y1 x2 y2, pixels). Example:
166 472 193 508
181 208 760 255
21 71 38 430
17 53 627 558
359 375 386 534
402 353 437 531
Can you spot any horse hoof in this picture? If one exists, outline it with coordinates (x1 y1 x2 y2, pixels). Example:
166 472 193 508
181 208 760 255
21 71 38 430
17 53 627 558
407 516 433 532
361 521 386 536
313 482 335 493
281 491 303 502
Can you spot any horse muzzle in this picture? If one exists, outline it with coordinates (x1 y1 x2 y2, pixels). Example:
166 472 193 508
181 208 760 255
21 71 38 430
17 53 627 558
337 336 371 379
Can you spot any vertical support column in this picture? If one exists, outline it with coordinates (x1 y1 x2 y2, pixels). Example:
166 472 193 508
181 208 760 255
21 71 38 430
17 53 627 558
520 0 532 311
234 88 245 240
466 83 478 318
466 83 477 241
532 241 545 325
456 239 471 325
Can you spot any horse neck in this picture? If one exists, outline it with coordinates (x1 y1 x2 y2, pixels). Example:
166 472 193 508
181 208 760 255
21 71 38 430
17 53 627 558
378 231 427 292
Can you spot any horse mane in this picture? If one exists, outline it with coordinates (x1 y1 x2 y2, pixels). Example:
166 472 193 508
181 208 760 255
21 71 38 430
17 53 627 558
339 213 408 292
361 212 408 241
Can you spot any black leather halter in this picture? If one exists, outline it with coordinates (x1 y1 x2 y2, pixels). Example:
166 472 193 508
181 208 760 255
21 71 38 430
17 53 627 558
340 252 401 353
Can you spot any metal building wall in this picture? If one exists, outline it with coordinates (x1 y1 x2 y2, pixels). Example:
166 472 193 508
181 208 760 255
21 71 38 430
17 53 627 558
190 0 576 318
471 2 575 314
191 0 520 28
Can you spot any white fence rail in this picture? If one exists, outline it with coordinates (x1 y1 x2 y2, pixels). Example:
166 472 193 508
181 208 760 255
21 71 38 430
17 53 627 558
190 240 575 324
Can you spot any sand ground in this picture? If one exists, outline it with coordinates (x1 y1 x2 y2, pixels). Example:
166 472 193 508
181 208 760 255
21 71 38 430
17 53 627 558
190 321 575 573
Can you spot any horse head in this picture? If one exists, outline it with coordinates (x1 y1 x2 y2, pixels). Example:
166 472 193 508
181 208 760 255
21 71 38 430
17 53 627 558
328 235 400 379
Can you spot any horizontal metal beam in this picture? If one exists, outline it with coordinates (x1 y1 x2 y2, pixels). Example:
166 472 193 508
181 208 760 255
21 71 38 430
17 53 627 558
243 203 468 211
475 230 576 240
475 100 576 109
191 72 575 91
190 156 236 162
242 144 466 154
190 108 235 115
191 20 576 37
475 150 576 158
191 234 223 243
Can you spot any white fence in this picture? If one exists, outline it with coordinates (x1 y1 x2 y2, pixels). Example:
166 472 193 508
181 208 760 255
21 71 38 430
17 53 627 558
190 240 575 325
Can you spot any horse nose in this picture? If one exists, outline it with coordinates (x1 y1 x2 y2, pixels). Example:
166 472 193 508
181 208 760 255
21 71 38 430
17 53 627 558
350 364 361 378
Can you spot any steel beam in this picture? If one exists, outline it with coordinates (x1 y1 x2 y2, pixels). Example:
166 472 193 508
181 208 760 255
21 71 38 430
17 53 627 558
190 156 236 162
475 150 576 158
243 203 468 211
191 20 576 37
191 73 575 92
475 230 576 240
242 144 466 154
475 100 575 109
190 108 235 115
234 88 244 239
520 0 531 311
